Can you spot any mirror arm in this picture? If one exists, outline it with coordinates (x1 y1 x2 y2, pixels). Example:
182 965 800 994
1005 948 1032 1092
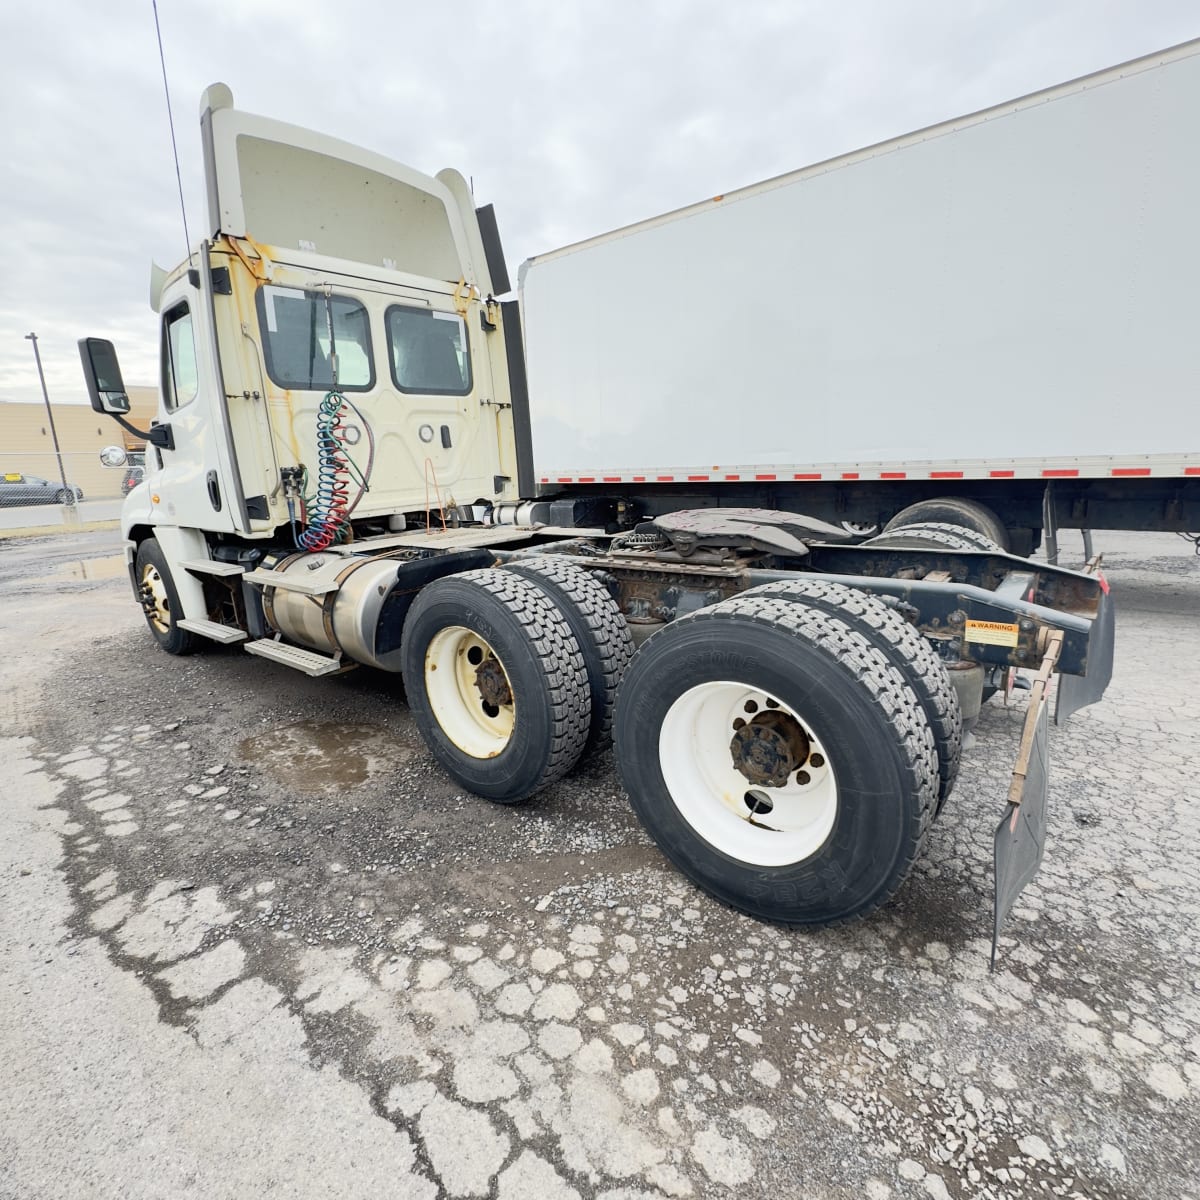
107 412 154 441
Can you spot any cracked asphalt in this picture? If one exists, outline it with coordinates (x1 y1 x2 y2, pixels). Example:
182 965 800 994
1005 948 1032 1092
1 527 1197 1199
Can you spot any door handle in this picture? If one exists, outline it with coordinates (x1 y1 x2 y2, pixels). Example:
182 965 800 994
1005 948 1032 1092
206 470 223 512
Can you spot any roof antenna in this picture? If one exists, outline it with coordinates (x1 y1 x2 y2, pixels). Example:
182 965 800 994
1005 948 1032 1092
152 0 192 265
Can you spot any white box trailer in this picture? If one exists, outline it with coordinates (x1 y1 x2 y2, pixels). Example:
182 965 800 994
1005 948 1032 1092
520 38 1200 554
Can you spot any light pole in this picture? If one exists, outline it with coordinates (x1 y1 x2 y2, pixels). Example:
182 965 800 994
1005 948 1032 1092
24 332 72 502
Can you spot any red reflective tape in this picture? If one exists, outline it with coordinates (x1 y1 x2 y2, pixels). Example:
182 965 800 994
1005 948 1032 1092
1185 467 1200 476
793 473 821 481
633 475 646 482
540 477 549 484
1042 468 1079 477
687 474 709 482
1111 468 1151 477
656 475 675 482
930 471 964 479
841 472 860 480
880 471 906 479
724 474 741 481
989 470 1015 478
602 476 621 483
577 476 595 483
556 477 572 483
755 473 777 481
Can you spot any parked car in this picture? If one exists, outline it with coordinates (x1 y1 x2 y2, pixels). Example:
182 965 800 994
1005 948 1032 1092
0 473 84 506
121 466 145 495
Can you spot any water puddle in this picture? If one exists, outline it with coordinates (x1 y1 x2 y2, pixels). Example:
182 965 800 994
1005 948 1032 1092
52 556 126 582
20 556 127 587
237 719 412 793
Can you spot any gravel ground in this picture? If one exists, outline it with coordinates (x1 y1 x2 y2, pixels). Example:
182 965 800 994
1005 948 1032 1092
1 528 1197 1199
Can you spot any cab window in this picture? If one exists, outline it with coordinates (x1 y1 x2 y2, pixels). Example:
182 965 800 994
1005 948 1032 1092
386 306 471 395
257 286 374 391
162 303 199 412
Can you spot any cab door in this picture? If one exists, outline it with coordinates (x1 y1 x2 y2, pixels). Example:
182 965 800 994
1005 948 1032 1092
150 278 239 532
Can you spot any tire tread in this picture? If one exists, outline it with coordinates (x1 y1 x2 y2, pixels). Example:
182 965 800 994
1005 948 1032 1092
617 596 939 925
411 568 590 797
738 579 963 812
503 555 634 755
883 497 1009 550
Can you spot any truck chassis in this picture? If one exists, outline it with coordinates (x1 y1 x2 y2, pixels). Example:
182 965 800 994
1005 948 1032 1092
114 501 1113 963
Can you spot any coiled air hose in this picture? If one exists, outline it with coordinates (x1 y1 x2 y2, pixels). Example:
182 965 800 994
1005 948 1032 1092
297 390 352 551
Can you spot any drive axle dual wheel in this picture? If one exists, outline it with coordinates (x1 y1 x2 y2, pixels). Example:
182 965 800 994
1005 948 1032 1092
614 595 939 926
401 569 592 803
501 555 634 758
737 579 963 814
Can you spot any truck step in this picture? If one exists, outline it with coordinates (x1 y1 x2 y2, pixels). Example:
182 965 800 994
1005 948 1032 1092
243 638 348 676
177 618 248 645
240 569 339 596
177 558 246 577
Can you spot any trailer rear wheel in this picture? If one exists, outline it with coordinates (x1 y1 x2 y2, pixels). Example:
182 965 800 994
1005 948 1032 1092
862 524 998 553
873 521 1001 552
401 569 591 803
134 538 197 656
737 579 963 813
613 598 938 925
502 555 634 757
884 497 1009 550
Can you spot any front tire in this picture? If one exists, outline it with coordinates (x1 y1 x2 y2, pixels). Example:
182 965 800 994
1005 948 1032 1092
55 488 76 507
134 538 197 656
401 569 591 803
613 597 938 925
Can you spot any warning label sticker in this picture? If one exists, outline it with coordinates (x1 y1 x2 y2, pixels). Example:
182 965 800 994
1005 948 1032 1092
964 619 1020 648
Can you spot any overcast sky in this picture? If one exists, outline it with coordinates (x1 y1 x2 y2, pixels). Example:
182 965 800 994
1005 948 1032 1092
0 0 1195 407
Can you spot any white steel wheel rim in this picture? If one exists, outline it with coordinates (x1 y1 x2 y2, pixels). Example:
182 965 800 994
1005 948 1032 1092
141 563 171 633
425 626 516 758
658 681 838 867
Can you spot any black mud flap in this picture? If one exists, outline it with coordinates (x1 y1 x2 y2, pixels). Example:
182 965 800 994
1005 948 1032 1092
992 627 1063 969
1055 577 1115 725
992 699 1050 968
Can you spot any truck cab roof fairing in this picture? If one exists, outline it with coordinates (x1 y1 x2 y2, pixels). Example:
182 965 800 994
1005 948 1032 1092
198 83 484 288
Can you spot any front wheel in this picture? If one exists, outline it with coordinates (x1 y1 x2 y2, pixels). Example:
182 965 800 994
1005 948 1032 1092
55 488 76 506
614 596 938 926
134 538 197 656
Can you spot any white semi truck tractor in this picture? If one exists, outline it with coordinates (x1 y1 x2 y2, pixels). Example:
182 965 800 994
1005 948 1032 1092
83 43 1182 959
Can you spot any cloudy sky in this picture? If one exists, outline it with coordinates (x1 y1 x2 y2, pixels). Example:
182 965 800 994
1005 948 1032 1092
1 0 1195 407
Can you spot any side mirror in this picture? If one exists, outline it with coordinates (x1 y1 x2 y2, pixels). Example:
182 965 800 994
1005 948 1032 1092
78 338 131 415
100 445 129 468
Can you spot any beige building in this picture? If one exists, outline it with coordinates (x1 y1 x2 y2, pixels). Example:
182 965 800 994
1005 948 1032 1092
0 387 157 499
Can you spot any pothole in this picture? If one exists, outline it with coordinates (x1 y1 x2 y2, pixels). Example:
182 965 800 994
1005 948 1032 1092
238 719 413 793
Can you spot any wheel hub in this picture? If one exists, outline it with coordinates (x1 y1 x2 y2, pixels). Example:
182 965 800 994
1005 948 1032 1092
729 710 811 787
140 564 170 632
474 657 513 708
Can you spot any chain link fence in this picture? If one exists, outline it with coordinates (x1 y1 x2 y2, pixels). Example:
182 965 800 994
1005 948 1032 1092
0 450 143 528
